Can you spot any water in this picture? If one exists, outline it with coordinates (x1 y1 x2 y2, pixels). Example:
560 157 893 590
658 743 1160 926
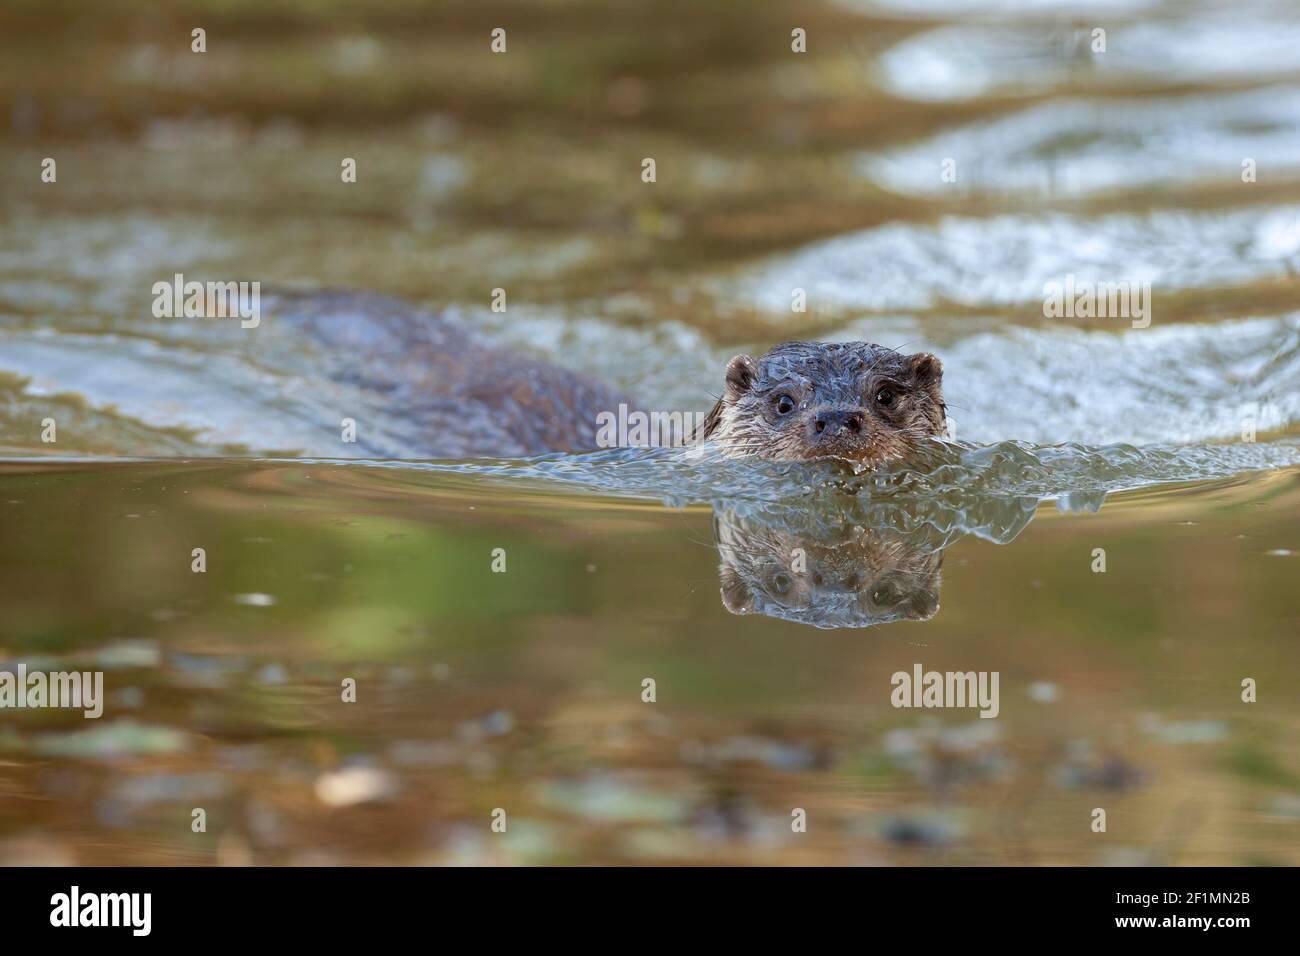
1 0 1298 865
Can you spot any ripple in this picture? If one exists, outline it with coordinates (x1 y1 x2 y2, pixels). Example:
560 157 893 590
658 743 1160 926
332 435 1300 518
930 315 1300 444
726 207 1300 312
836 0 1156 17
878 19 1300 102
862 88 1300 197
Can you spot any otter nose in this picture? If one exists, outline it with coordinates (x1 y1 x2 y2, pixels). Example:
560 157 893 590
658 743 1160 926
811 408 865 437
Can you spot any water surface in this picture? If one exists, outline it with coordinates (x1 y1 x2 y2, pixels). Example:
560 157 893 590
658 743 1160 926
1 0 1297 865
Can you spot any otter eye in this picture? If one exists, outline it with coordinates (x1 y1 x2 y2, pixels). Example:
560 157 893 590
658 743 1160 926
875 387 896 407
774 394 796 416
772 573 792 595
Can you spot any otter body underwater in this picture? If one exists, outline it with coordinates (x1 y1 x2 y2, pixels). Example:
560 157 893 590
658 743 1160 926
269 291 946 464
267 290 625 458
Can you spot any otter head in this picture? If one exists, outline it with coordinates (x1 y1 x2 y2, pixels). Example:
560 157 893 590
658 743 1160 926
701 342 946 467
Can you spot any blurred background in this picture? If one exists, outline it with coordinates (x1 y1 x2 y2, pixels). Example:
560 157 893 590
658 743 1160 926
0 0 1297 865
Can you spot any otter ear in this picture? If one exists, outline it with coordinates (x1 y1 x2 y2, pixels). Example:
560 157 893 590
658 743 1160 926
724 354 758 398
908 352 943 387
719 568 753 615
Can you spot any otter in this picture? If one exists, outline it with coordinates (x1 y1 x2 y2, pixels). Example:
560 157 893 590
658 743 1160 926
269 293 944 464
700 342 947 468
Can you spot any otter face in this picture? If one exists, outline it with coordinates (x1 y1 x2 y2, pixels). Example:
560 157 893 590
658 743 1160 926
703 342 946 466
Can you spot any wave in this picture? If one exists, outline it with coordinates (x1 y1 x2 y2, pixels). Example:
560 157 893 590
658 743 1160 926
723 206 1300 313
2 309 1295 454
329 436 1300 517
876 23 1300 102
861 88 1300 196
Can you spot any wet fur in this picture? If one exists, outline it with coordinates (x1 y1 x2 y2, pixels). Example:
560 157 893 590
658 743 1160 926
266 290 629 458
699 341 946 467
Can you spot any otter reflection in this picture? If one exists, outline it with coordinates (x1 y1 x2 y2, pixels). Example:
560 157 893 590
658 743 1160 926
717 513 943 627
712 492 1043 629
